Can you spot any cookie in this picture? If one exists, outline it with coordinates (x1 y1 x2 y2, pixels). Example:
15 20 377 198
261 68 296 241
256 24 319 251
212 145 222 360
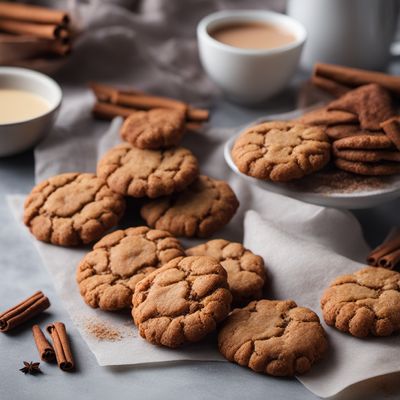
141 175 239 238
381 117 400 151
334 134 395 150
333 147 400 163
132 255 232 347
231 121 331 182
97 143 199 198
328 84 394 131
325 124 376 141
335 158 400 176
24 173 125 246
76 227 185 311
187 239 266 305
120 108 186 149
321 266 400 337
218 300 327 376
295 107 358 126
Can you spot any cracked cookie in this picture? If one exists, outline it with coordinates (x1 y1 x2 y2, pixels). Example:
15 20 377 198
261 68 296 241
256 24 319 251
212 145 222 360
132 255 232 348
218 299 327 376
231 121 331 182
97 143 199 198
140 175 239 238
77 226 185 311
187 239 266 305
321 266 400 337
24 172 125 246
120 108 186 149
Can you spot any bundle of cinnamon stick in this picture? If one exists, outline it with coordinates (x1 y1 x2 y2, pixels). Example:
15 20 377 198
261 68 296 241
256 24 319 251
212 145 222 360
312 62 400 98
367 228 400 270
90 82 209 131
0 2 72 65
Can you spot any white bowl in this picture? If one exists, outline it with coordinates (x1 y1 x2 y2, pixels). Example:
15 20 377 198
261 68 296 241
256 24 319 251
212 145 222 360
0 67 62 157
197 10 307 104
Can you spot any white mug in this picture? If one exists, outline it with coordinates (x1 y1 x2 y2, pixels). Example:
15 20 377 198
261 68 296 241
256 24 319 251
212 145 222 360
287 0 399 70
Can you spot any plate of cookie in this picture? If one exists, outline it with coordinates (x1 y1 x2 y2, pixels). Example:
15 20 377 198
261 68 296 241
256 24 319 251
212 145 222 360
224 76 400 209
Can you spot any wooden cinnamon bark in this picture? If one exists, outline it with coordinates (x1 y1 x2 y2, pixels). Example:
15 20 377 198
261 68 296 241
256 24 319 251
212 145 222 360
46 322 75 371
0 291 50 332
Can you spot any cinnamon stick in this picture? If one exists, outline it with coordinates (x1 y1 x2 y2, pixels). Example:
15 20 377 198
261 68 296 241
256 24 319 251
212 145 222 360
92 101 136 120
0 19 65 40
90 82 143 102
311 75 351 98
0 3 70 25
0 291 50 333
367 228 400 267
186 122 203 131
46 322 75 371
32 324 55 362
112 92 188 113
187 107 209 122
378 248 400 269
314 63 400 95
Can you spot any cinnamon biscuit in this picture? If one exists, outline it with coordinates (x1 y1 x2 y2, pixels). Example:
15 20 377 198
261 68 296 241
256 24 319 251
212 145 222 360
321 266 400 337
295 107 358 126
231 121 331 182
333 147 400 163
334 134 395 150
132 255 232 348
325 124 376 141
24 173 125 246
141 175 239 238
381 117 400 151
218 300 328 376
334 158 400 176
120 108 186 149
97 143 199 198
187 239 266 305
327 84 394 131
77 227 185 311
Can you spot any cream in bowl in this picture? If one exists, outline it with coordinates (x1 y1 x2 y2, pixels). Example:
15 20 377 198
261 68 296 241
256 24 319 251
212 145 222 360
197 10 306 104
0 67 62 157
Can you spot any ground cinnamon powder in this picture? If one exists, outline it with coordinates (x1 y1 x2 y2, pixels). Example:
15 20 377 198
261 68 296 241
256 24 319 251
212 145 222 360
288 169 391 194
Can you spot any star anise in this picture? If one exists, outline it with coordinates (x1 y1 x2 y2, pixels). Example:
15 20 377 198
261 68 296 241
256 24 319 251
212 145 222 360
19 361 41 375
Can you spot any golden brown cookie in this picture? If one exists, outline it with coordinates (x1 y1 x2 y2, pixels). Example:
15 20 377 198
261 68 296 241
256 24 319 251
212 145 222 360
231 121 331 182
334 134 395 150
218 300 328 376
187 239 266 305
97 143 199 198
325 124 377 141
132 255 232 348
381 117 400 151
140 175 239 238
321 266 400 337
334 158 400 176
120 108 185 149
295 107 358 126
24 173 125 246
76 227 185 311
327 84 394 131
333 147 400 163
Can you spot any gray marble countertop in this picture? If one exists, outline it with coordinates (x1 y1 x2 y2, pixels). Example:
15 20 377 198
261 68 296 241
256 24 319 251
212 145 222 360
1 92 400 400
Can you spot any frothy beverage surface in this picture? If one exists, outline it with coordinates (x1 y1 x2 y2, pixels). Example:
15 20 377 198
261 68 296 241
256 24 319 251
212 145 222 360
0 89 50 124
210 22 296 50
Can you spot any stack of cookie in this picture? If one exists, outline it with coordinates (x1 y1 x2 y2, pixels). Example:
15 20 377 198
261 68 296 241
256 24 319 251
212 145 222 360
298 83 400 176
